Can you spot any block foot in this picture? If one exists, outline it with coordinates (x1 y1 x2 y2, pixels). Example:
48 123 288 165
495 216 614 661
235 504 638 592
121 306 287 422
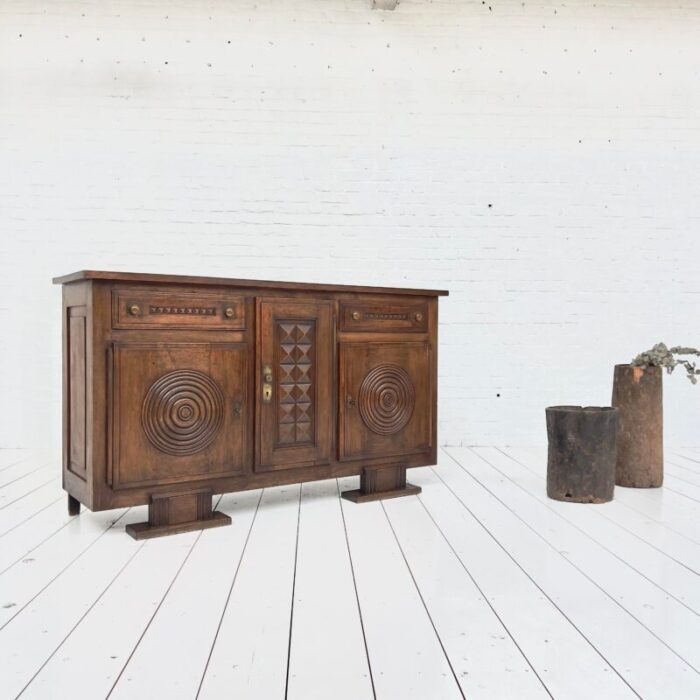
126 489 231 540
341 465 421 504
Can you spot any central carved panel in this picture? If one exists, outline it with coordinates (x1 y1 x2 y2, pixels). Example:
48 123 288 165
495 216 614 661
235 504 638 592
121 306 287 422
142 369 225 455
277 321 315 445
359 364 415 435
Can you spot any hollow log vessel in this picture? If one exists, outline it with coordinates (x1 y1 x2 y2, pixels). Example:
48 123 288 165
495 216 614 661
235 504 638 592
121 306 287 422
612 364 663 488
546 405 618 504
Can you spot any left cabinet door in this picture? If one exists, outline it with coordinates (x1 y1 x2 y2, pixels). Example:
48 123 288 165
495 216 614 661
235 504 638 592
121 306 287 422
110 343 249 489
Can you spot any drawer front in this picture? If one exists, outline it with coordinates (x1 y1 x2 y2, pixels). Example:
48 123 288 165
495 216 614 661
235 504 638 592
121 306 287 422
112 290 246 330
339 301 428 333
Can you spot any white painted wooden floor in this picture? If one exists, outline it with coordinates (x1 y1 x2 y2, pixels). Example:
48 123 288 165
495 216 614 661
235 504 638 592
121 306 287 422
2 446 700 700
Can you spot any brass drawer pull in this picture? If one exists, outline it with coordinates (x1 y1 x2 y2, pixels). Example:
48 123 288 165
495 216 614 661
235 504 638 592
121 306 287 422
128 304 140 316
414 312 423 322
352 311 361 321
224 306 235 318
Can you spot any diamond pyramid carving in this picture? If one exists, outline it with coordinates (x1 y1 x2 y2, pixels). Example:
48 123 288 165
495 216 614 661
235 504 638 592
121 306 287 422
277 321 315 445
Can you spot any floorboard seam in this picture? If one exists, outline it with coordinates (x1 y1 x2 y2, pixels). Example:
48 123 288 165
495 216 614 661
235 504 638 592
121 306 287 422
337 479 377 700
446 447 700 676
474 448 700 617
284 484 303 700
414 492 553 699
495 447 700 577
435 449 643 699
195 489 264 699
380 500 467 700
0 508 131 631
105 496 224 698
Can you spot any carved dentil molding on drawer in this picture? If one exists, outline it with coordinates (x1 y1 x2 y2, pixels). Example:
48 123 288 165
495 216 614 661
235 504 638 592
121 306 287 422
141 369 225 456
359 364 415 436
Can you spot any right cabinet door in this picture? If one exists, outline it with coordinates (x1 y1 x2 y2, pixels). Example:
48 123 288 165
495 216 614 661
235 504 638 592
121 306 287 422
339 341 432 462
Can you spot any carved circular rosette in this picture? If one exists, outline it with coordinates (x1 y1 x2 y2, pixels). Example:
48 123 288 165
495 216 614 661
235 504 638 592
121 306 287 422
358 364 415 436
142 369 225 456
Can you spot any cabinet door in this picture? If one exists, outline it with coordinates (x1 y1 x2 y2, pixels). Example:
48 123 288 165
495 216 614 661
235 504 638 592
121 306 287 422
339 342 432 462
111 343 249 489
256 299 333 472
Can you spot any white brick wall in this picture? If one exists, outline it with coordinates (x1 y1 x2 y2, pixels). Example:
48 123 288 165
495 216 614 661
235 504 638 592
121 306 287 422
1 0 698 449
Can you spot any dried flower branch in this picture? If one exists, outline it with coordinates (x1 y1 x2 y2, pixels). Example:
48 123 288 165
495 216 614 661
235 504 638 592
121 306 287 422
631 343 700 384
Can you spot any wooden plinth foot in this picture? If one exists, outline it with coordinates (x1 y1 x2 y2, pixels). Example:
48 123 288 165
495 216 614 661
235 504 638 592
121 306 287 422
67 494 81 516
341 466 421 504
126 489 231 540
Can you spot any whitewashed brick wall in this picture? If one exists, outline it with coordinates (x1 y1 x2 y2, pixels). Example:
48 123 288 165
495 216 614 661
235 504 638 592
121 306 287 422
1 0 698 449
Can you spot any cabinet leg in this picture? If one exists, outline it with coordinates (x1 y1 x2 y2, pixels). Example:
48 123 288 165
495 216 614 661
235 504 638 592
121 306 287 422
341 465 421 504
126 488 231 540
67 494 81 516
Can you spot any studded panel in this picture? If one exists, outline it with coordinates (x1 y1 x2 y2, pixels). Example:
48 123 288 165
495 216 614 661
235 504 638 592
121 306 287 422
277 321 315 445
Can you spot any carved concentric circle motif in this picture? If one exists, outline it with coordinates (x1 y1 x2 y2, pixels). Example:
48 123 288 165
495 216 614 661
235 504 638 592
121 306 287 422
142 370 225 456
358 364 415 436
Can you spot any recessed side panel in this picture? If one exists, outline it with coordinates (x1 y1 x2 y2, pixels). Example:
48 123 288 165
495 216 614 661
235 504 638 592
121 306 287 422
339 341 432 462
67 306 88 480
111 342 249 489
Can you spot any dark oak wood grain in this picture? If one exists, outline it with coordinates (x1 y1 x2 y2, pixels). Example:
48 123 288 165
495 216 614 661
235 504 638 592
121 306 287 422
55 271 447 538
53 270 449 297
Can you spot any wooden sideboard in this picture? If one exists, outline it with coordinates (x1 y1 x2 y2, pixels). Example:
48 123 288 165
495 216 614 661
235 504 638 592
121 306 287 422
54 271 448 539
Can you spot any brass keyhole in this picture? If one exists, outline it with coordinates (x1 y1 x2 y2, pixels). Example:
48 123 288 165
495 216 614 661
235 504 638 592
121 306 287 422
262 364 273 403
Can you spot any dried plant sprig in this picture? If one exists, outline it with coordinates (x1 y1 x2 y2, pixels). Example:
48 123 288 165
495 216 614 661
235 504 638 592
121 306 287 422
631 343 700 384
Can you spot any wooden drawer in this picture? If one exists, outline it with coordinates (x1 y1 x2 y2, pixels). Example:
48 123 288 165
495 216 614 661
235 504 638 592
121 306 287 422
339 301 428 333
112 289 246 330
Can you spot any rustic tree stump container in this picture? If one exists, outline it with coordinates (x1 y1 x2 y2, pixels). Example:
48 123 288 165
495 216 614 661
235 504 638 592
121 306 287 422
546 406 619 504
611 364 663 488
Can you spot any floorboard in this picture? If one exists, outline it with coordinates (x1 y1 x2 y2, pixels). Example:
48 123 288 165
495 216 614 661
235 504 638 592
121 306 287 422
443 447 700 700
477 447 700 614
507 447 700 574
20 522 205 699
2 448 699 700
382 476 550 699
338 475 464 700
197 484 301 699
286 479 374 700
108 490 262 700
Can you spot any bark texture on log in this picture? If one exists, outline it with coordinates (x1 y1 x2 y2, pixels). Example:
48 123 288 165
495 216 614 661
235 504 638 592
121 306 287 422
546 405 618 504
612 364 663 488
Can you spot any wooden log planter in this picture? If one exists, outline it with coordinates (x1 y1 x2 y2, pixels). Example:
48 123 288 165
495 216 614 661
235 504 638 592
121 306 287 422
546 406 619 504
612 364 663 488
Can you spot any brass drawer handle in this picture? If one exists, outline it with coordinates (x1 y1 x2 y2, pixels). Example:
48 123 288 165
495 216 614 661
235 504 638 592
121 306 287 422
414 312 424 322
128 304 141 316
224 306 235 318
352 311 361 321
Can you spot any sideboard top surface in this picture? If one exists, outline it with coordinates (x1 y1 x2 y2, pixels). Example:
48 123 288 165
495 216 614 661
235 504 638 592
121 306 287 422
53 270 449 297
